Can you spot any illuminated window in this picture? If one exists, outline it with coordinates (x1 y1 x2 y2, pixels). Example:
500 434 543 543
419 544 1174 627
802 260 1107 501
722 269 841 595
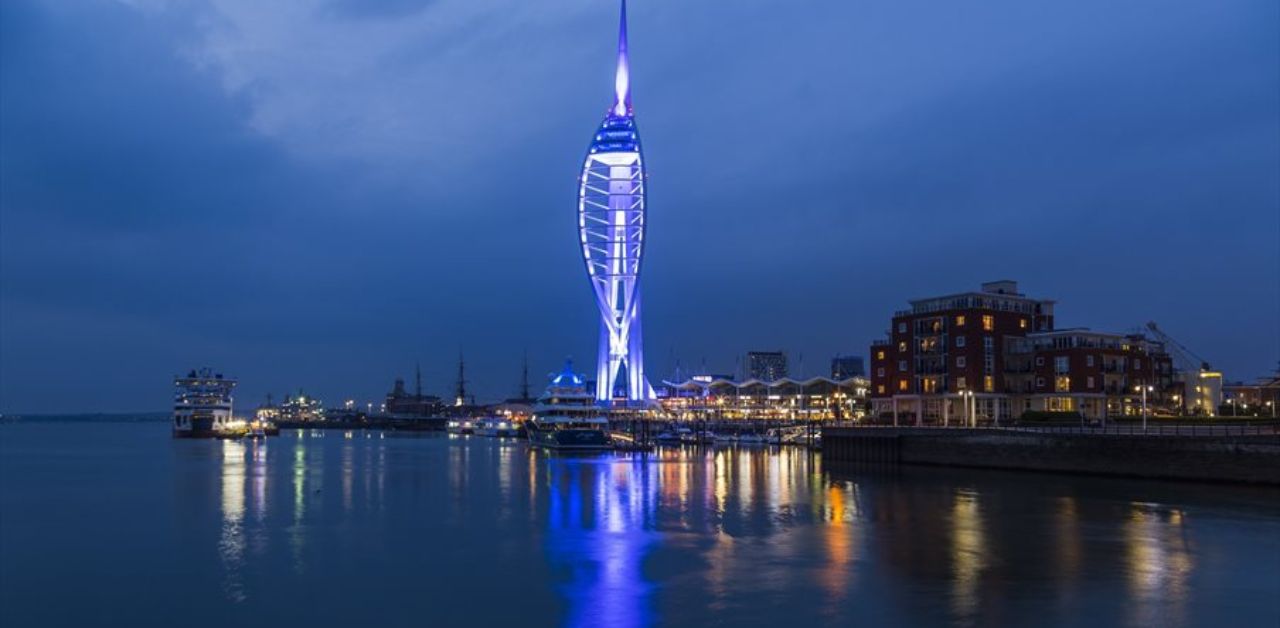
898 341 907 352
898 379 909 392
982 315 994 331
877 385 885 395
956 377 967 390
984 375 994 392
1055 376 1070 392
923 378 937 394
876 350 885 360
1019 318 1028 329
955 315 966 326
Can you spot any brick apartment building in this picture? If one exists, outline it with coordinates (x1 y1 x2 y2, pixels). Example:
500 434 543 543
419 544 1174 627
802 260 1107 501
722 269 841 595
869 281 1175 423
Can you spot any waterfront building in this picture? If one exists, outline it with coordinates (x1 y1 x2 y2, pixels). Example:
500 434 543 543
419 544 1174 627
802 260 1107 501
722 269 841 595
659 375 869 422
384 369 444 417
747 351 789 381
1174 368 1223 416
868 281 1177 423
578 0 652 402
1223 370 1278 416
831 355 865 379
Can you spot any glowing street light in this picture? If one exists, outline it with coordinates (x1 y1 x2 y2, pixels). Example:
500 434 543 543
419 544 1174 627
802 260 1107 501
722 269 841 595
1134 384 1154 432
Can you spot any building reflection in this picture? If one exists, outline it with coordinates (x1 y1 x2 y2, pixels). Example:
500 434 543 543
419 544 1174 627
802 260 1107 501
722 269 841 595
542 457 659 628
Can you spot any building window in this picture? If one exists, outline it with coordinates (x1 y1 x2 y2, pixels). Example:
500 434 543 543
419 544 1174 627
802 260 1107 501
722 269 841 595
984 375 994 392
876 367 885 377
1087 376 1095 389
955 315 966 326
956 377 967 390
1035 357 1044 366
1135 359 1142 370
898 341 907 353
1019 318 1028 329
956 336 966 348
876 350 885 360
1086 355 1095 368
1036 377 1045 388
956 356 967 368
877 385 885 395
898 380 908 392
1054 356 1069 373
898 322 906 334
1055 375 1070 392
898 361 907 371
982 315 994 331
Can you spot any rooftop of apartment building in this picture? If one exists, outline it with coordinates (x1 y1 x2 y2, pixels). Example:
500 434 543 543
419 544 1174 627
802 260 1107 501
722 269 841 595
897 280 1056 317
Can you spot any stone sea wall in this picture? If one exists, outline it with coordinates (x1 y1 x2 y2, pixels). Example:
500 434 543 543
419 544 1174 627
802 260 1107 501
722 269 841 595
822 428 1280 484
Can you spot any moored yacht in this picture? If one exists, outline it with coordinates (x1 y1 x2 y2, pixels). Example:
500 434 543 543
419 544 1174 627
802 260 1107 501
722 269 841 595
526 361 612 451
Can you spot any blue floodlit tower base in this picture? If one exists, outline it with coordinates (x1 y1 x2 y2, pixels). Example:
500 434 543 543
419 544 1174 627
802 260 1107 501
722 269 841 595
578 0 653 403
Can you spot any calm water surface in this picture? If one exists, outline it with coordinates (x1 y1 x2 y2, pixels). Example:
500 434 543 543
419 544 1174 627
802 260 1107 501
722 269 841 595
2 422 1278 627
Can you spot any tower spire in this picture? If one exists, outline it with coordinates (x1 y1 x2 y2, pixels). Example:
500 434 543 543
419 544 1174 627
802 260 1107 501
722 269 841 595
613 0 631 117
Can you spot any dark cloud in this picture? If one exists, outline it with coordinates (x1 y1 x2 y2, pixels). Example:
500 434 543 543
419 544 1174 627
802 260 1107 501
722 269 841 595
1 0 1276 412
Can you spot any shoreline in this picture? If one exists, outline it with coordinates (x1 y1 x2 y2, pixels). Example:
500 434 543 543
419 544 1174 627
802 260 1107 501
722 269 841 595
823 427 1280 485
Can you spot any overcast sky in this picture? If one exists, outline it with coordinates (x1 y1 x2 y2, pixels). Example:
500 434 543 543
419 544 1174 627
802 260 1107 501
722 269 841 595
2 0 1277 413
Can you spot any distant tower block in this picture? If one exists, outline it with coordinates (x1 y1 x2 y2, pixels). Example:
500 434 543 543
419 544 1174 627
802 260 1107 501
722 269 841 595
578 0 653 402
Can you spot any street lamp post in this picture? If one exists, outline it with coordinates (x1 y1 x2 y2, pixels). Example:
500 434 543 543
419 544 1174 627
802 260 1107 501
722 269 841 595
1135 384 1152 432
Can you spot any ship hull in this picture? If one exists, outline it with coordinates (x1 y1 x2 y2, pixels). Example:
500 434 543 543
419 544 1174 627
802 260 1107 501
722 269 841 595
527 427 612 451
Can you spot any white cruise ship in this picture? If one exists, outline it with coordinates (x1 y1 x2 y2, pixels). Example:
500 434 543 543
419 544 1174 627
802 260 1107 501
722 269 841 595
526 361 611 451
173 368 242 438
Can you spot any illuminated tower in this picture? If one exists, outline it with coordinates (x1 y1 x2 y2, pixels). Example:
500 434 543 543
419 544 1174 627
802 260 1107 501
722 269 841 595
578 0 653 402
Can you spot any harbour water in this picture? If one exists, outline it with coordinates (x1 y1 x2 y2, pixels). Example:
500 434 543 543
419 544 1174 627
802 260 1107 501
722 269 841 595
2 421 1278 627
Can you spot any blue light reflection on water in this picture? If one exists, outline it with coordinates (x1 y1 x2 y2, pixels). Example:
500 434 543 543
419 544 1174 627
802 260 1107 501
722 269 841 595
2 422 1279 628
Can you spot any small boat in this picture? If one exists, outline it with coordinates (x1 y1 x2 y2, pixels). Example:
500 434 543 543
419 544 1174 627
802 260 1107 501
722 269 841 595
473 417 519 437
446 419 475 435
654 431 682 444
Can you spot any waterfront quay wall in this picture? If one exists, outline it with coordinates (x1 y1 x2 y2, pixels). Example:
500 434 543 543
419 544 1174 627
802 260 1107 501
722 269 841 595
822 428 1280 484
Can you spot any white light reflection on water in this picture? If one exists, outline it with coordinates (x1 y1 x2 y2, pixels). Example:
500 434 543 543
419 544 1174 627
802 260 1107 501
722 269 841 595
949 489 988 624
1125 502 1193 628
218 440 247 603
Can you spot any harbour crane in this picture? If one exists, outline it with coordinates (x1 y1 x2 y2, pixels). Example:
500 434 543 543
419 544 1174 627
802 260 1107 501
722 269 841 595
1144 321 1211 372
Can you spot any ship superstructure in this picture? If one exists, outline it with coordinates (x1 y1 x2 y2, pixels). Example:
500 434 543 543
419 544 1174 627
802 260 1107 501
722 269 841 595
173 368 240 438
